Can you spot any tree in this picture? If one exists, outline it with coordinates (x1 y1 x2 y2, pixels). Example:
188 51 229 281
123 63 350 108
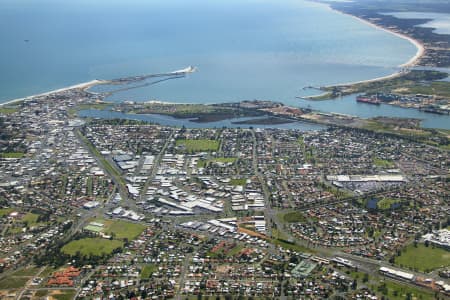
351 279 357 290
377 283 388 295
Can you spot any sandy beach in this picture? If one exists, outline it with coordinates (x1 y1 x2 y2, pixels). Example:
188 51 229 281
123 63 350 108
324 68 407 88
0 79 107 107
341 11 425 68
317 1 426 88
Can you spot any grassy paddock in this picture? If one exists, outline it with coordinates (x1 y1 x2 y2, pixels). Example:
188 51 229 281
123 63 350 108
382 280 435 300
0 276 29 289
61 238 123 256
396 244 450 272
51 290 77 300
0 208 14 217
377 198 401 210
226 244 245 257
0 152 24 159
373 158 395 168
279 211 307 223
87 219 145 241
0 107 19 114
11 267 40 277
141 264 156 279
271 238 313 253
176 139 219 152
230 178 247 186
22 212 40 225
106 220 145 240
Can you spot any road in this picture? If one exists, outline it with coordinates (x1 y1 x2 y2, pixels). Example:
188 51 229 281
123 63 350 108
15 266 46 300
11 127 443 299
175 253 192 300
139 131 174 202
75 129 130 208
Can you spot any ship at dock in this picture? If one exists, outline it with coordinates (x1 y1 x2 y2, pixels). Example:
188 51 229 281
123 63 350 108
356 95 381 105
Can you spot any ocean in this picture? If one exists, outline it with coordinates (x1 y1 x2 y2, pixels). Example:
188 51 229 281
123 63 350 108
2 0 448 129
0 0 416 104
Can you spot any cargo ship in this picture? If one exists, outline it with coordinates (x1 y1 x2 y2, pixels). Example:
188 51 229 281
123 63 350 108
356 95 381 105
420 107 449 115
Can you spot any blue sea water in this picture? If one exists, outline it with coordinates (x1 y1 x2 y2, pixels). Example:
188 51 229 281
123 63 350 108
385 12 450 35
2 0 448 129
0 0 416 104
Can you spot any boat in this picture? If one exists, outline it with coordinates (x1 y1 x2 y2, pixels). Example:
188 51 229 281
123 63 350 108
420 107 449 115
356 95 381 105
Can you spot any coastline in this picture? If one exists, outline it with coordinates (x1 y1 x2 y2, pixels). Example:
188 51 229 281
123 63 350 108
0 3 427 107
315 1 425 88
340 10 425 68
0 79 107 107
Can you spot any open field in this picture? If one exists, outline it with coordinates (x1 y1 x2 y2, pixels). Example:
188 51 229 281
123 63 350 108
6 212 47 235
0 107 19 114
141 264 156 279
404 81 450 98
22 212 40 225
351 270 435 300
229 178 247 186
0 152 24 159
126 102 265 122
176 139 219 152
33 289 77 300
11 267 40 277
61 238 123 256
396 244 450 272
39 266 57 279
373 158 395 168
271 228 288 240
359 118 450 147
133 103 218 115
362 120 432 137
89 219 145 240
226 244 245 257
0 276 29 289
279 211 307 223
381 280 435 300
271 238 313 253
310 70 449 100
377 198 401 210
51 290 79 300
0 208 14 217
105 220 145 240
